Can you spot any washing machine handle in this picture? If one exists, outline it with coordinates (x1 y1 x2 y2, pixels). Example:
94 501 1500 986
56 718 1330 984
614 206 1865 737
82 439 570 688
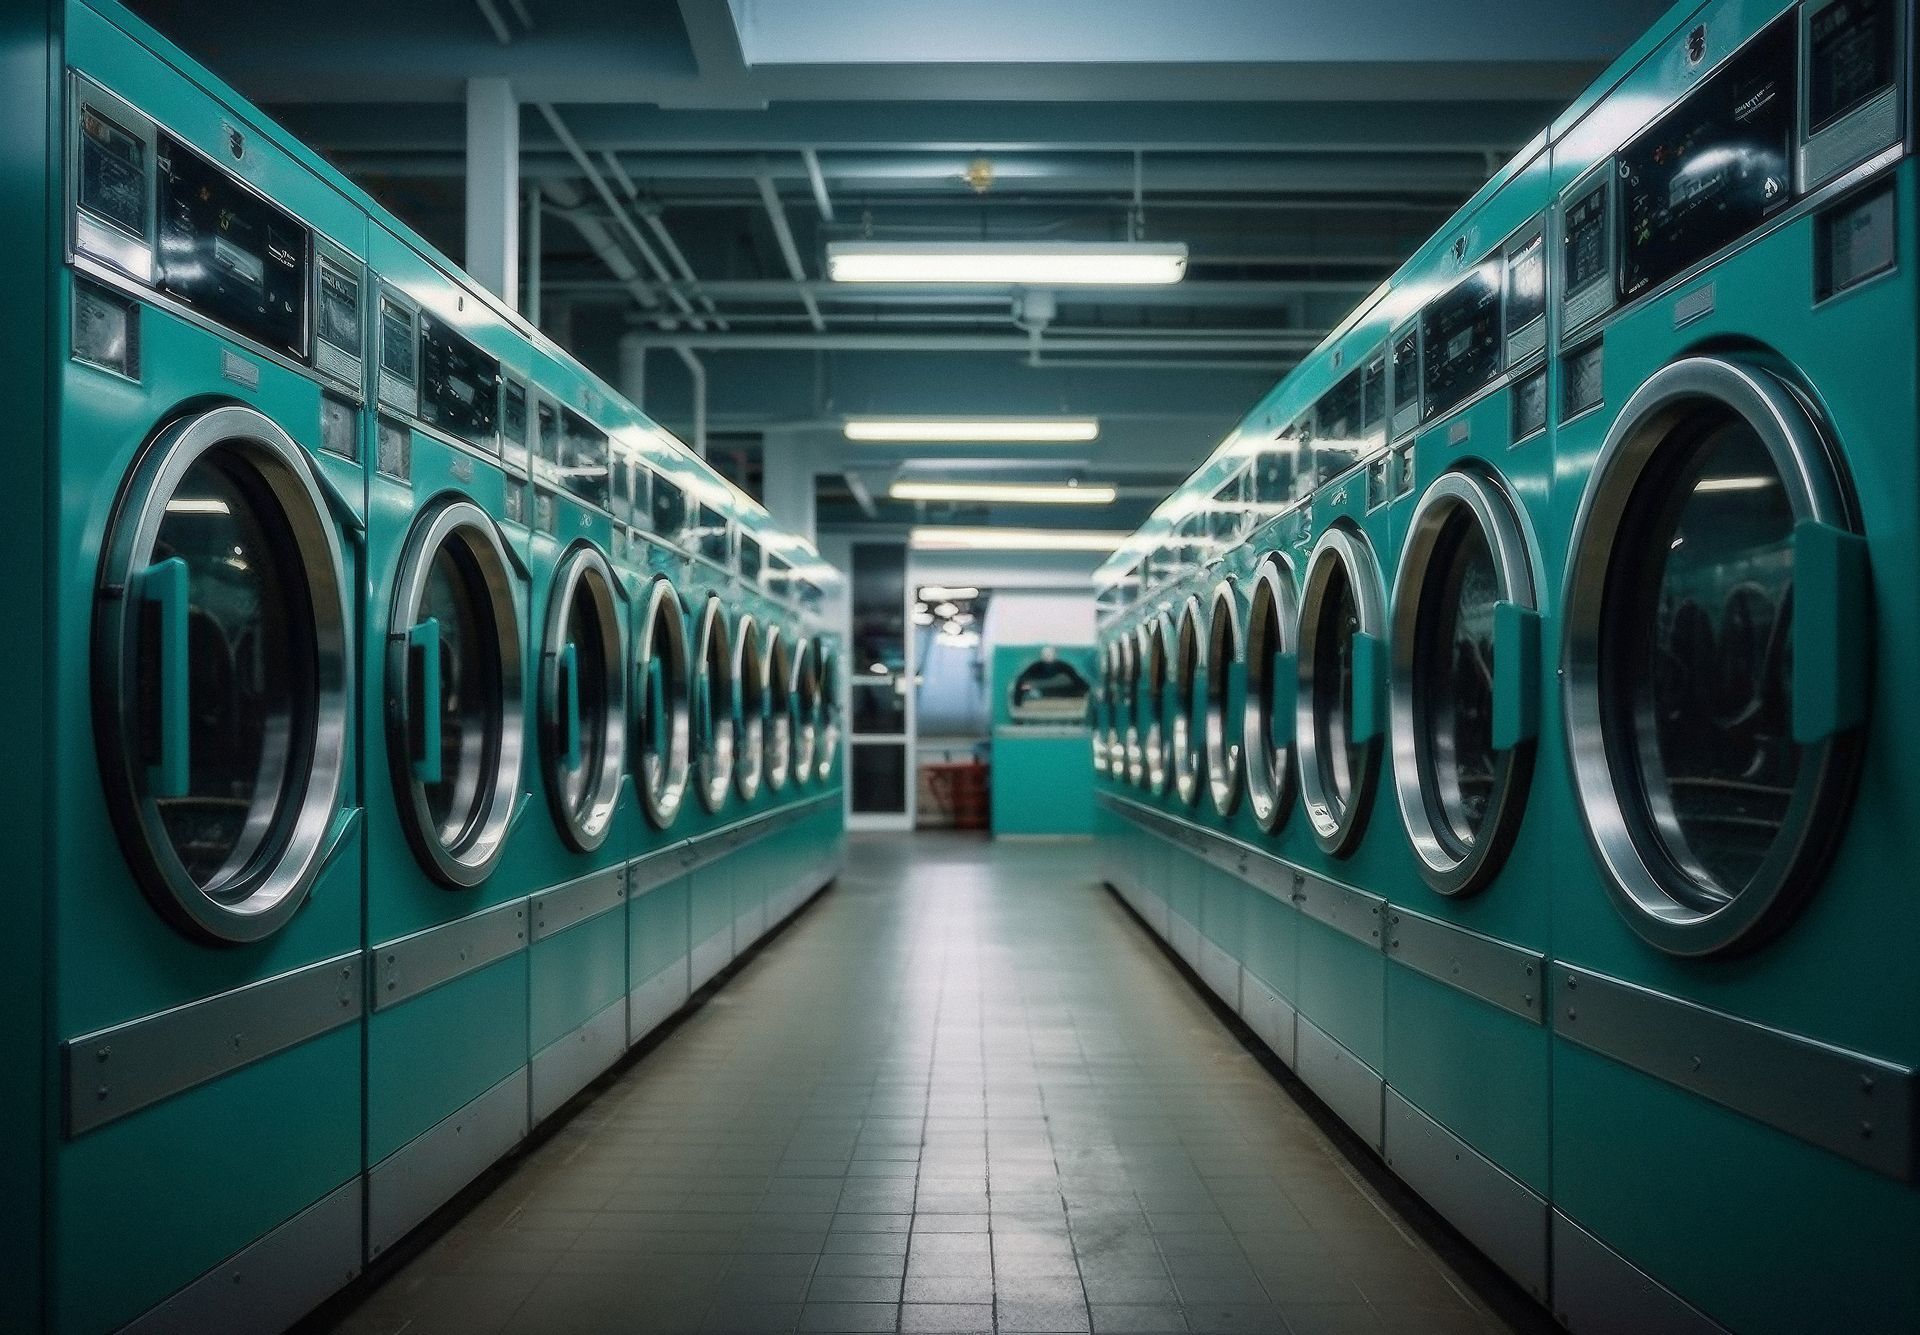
558 640 583 770
139 556 192 799
1348 632 1386 746
1790 519 1870 744
406 617 443 784
1491 601 1542 751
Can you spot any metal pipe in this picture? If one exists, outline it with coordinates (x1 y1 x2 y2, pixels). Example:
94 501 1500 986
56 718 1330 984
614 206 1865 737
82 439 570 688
526 181 542 325
614 331 1315 353
636 207 728 328
802 149 835 222
472 0 512 45
755 176 826 332
675 347 707 457
560 277 1368 302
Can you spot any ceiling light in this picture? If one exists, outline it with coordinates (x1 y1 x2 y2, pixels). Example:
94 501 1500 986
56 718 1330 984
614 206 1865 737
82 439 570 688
845 418 1100 443
910 527 1127 553
889 480 1116 505
918 585 980 601
827 241 1188 286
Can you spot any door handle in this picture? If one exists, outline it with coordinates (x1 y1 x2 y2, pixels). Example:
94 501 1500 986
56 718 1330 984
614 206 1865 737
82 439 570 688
559 641 582 769
140 556 191 799
1491 601 1542 751
1791 519 1870 743
407 617 443 784
1349 631 1385 745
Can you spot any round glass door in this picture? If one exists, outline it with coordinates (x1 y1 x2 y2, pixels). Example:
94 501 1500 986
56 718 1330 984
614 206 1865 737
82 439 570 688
1297 524 1386 856
765 628 794 792
693 597 737 813
95 405 351 943
1243 555 1300 834
1141 618 1172 796
1392 470 1539 895
634 577 691 829
793 637 820 785
1119 636 1144 786
816 648 841 782
734 616 766 801
540 545 626 852
1563 356 1865 955
1204 582 1244 817
386 497 526 889
1170 596 1205 807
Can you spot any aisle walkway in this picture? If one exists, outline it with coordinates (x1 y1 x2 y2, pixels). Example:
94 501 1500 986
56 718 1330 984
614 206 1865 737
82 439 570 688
325 834 1535 1335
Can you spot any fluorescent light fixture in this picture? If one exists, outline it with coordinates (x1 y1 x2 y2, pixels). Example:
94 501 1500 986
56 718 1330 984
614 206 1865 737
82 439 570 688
911 526 1127 553
889 480 1116 505
828 241 1188 286
844 417 1100 443
918 585 980 601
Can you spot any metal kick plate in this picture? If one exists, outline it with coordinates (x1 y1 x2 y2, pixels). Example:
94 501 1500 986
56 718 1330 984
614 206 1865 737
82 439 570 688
531 867 627 941
372 899 528 1012
1387 906 1545 1024
1294 872 1385 950
1555 965 1918 1181
65 953 363 1137
628 845 686 898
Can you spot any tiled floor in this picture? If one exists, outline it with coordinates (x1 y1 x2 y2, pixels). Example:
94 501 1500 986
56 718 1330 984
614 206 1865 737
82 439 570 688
322 833 1544 1335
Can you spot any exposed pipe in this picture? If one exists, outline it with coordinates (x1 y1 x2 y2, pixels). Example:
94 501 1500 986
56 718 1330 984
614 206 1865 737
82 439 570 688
472 0 512 45
525 181 542 325
802 149 835 222
635 206 728 328
675 346 707 457
600 150 725 329
755 176 827 332
614 331 1312 354
542 181 664 317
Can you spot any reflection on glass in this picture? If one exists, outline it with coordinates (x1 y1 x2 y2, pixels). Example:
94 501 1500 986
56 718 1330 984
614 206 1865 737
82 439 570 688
559 585 611 816
1311 563 1365 809
1615 421 1796 907
1417 515 1498 850
1010 658 1090 724
152 453 306 885
419 542 498 846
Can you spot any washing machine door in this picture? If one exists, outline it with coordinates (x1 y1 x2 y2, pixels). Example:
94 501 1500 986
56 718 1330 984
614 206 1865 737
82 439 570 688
540 544 626 852
1242 554 1300 835
764 627 794 793
96 405 353 943
1141 618 1172 796
1563 356 1867 956
1120 636 1144 787
1168 596 1206 808
692 597 736 813
1297 523 1387 856
815 647 841 783
386 497 526 888
1391 470 1540 895
792 637 820 785
634 576 691 829
1204 581 1245 817
734 616 766 801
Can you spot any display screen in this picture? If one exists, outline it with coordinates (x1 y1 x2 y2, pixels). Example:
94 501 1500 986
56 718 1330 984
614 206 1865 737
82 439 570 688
1563 182 1609 295
740 534 764 583
561 408 610 507
501 379 529 473
695 503 730 565
1392 329 1420 413
1506 233 1546 333
1619 15 1796 301
1360 358 1386 428
1420 257 1502 421
419 313 500 448
536 402 560 468
1512 367 1549 440
317 259 361 356
79 104 146 236
156 132 308 359
1810 0 1895 133
652 475 687 542
379 296 414 383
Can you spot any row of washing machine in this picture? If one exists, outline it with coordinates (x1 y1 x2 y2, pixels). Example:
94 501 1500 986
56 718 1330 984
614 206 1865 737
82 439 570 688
1092 1 1915 1331
0 3 848 1331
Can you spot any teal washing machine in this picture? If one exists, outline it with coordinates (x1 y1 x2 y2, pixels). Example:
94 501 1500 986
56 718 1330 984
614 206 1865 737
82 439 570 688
680 484 745 990
360 223 535 1261
989 643 1097 837
1542 1 1920 1329
25 6 371 1328
1375 143 1561 1299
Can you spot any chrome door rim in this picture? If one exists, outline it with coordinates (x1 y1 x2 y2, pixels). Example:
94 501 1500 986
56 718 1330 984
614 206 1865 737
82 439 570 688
1205 580 1245 817
540 543 626 852
1391 468 1537 896
693 596 737 812
816 648 840 782
1297 522 1385 855
1243 554 1299 834
792 637 819 784
1561 355 1860 956
764 627 793 792
1170 595 1205 807
734 615 766 801
634 576 692 829
94 404 351 943
387 496 526 889
1120 635 1143 786
1141 617 1172 795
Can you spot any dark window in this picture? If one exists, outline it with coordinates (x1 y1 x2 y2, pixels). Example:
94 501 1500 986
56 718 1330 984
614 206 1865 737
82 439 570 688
419 313 501 449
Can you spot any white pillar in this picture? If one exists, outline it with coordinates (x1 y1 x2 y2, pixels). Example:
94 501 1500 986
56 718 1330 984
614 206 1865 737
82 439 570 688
465 77 519 307
617 332 648 407
760 428 818 544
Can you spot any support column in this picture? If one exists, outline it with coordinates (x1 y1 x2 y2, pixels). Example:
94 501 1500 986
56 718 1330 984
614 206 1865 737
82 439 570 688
617 332 647 408
465 77 519 307
760 428 818 545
